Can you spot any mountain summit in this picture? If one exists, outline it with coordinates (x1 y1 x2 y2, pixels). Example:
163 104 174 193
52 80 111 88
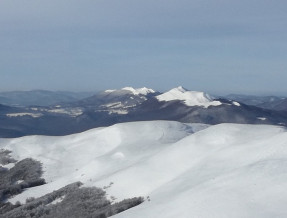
104 87 156 96
2 86 287 138
121 87 156 95
156 86 222 107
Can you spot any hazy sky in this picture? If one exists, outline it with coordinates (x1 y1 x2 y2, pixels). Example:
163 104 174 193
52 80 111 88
0 0 286 94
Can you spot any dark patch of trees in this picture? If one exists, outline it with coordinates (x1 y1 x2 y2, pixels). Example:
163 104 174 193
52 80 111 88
0 149 16 165
1 182 144 218
0 150 144 217
0 157 45 202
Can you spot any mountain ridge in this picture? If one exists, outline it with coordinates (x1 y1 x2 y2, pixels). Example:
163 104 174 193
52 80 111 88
1 121 287 218
1 86 287 138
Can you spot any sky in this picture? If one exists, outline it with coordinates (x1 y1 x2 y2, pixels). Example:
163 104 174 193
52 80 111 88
0 0 286 95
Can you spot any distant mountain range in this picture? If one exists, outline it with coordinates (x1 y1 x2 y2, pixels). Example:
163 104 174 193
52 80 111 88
225 94 287 111
0 87 287 137
0 90 95 107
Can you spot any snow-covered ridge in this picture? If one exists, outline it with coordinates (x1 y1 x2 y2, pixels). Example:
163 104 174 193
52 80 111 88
47 108 83 117
31 107 83 117
6 113 43 118
104 87 155 95
104 89 116 93
156 86 222 107
122 87 155 95
1 121 207 204
1 121 287 218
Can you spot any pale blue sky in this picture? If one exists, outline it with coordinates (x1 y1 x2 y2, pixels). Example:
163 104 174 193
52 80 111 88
0 0 286 94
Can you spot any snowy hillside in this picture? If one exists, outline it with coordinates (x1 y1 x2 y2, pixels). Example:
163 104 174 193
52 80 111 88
1 121 287 217
156 86 222 107
75 86 158 114
104 87 156 96
121 87 156 95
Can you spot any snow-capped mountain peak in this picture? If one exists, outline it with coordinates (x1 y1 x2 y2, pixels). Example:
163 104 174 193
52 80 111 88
172 86 188 93
104 89 116 93
156 86 222 108
121 87 155 95
104 87 155 96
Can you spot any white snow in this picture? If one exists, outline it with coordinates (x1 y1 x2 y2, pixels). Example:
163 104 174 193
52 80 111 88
104 89 116 93
1 121 287 218
15 107 83 117
0 162 15 170
233 101 241 106
0 121 206 203
102 102 124 109
258 117 267 121
107 109 128 115
111 152 125 160
99 101 139 114
156 86 222 107
47 108 83 117
98 102 129 114
103 87 155 95
6 113 43 118
47 195 65 205
122 87 155 95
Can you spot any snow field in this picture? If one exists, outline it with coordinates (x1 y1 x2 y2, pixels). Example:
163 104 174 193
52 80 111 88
1 121 287 218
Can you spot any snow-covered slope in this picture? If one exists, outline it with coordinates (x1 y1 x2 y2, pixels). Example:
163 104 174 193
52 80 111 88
97 87 156 114
1 121 287 218
76 86 157 114
121 87 156 95
105 87 156 96
156 86 222 107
